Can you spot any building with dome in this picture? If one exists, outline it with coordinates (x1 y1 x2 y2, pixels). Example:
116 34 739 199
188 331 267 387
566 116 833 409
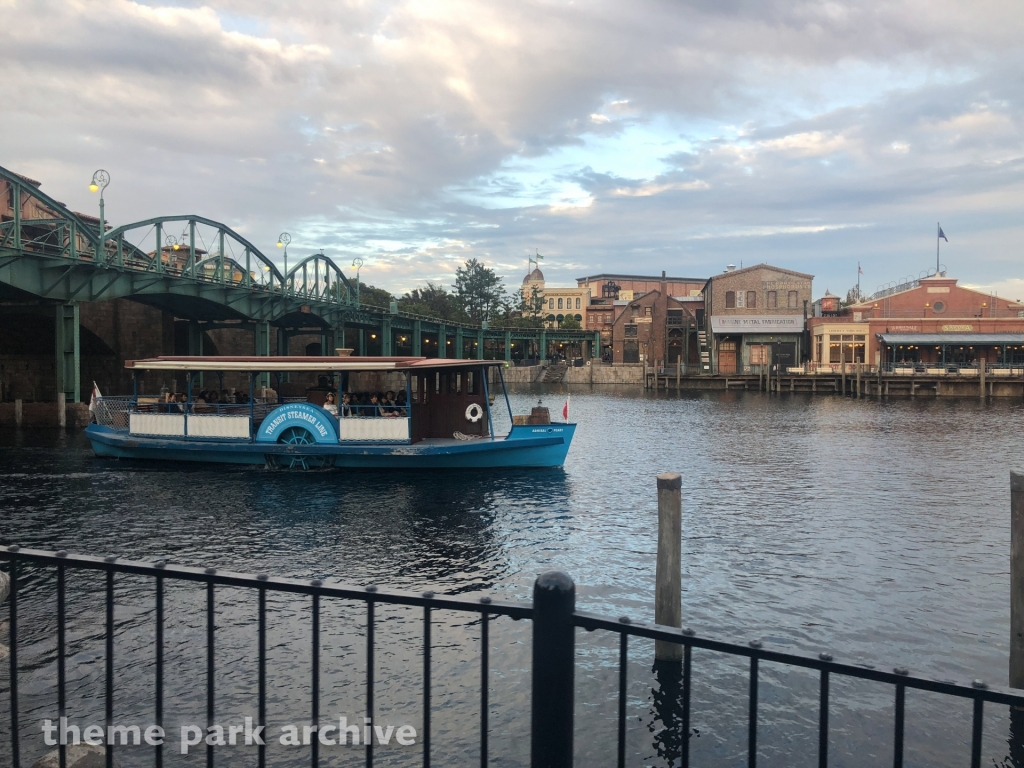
520 262 591 329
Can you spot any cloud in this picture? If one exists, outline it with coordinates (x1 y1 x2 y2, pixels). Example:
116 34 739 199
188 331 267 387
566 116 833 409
1 0 1023 295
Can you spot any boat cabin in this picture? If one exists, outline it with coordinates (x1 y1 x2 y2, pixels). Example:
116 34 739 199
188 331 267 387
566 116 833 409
105 356 507 445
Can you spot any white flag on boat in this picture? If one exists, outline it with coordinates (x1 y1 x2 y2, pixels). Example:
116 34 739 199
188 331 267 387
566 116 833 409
88 381 102 414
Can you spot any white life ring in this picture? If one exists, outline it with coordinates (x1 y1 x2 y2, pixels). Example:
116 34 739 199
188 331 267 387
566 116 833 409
465 403 484 422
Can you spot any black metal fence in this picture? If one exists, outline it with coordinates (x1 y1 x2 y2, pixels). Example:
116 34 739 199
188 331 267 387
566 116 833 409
2 545 1023 768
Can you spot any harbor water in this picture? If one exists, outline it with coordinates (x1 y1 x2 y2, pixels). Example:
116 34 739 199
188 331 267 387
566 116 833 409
1 386 1023 767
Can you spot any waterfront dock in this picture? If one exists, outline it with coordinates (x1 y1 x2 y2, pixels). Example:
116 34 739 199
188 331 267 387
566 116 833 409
648 365 1024 397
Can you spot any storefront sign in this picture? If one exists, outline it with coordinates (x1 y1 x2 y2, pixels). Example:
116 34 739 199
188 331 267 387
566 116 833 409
941 324 974 332
711 315 803 333
889 325 919 332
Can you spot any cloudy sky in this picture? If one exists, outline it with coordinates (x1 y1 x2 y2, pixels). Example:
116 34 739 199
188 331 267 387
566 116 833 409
3 0 1023 299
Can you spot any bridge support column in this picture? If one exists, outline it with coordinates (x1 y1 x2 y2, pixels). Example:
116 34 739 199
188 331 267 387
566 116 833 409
476 329 484 360
358 328 366 356
382 318 392 356
540 330 548 362
455 328 464 359
277 327 289 356
438 324 447 358
413 320 422 356
55 304 80 403
504 330 512 362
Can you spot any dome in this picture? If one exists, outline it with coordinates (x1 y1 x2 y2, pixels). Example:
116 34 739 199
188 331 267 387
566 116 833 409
522 267 545 284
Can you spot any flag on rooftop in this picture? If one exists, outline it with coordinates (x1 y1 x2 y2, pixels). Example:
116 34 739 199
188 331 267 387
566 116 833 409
939 225 948 242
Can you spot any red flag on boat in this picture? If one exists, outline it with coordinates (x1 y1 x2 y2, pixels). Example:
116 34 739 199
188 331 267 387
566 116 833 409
562 395 569 421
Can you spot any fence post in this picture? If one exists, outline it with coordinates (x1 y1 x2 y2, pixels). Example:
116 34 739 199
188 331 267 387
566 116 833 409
57 392 66 428
532 571 575 768
1013 472 1024 688
656 472 683 661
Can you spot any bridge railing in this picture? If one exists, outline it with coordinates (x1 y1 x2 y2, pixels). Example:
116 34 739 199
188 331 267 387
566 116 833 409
3 546 1021 768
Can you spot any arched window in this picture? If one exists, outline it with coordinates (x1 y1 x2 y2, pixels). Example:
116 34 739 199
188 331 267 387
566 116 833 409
575 297 581 309
746 291 756 308
725 291 736 308
548 299 554 309
556 314 564 323
575 314 582 321
558 298 563 309
546 314 556 322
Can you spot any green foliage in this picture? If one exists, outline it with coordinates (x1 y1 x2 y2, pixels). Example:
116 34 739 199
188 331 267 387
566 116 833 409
357 282 395 309
842 286 863 307
559 314 582 330
453 258 508 322
398 282 469 322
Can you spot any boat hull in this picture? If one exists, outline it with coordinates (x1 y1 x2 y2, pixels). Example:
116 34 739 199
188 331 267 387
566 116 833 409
84 423 575 469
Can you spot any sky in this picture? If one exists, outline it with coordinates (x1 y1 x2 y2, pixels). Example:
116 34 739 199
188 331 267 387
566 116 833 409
3 0 1023 300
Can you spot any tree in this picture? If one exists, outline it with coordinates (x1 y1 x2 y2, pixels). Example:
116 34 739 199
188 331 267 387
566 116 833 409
399 282 468 322
559 314 582 330
842 286 863 307
453 258 508 322
357 283 395 308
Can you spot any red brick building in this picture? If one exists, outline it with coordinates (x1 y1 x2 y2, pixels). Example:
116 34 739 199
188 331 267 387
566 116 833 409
610 289 699 367
808 275 1024 368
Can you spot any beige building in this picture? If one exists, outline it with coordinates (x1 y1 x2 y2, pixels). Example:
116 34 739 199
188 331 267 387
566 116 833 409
520 265 591 328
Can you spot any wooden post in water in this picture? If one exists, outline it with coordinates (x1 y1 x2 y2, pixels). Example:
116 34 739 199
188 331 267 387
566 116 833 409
856 364 862 398
14 398 22 426
840 344 846 396
676 357 681 392
57 392 66 428
981 360 987 400
655 472 683 661
1012 472 1024 688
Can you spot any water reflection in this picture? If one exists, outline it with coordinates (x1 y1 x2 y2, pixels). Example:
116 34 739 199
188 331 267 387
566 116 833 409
3 388 1024 766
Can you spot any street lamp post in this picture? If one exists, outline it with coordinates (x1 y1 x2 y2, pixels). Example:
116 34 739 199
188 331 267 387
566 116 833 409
277 232 291 292
351 257 363 305
89 169 110 249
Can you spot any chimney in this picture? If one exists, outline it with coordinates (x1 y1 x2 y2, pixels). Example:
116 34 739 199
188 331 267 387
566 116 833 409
726 264 736 272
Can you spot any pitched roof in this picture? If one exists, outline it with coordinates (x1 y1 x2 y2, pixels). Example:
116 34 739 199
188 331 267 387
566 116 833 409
708 263 814 281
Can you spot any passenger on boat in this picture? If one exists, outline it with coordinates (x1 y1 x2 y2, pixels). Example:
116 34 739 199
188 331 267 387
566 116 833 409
323 392 338 416
383 390 398 416
393 391 408 416
369 393 384 417
340 393 355 418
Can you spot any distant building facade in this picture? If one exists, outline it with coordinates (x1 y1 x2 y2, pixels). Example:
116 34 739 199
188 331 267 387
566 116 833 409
703 264 813 374
520 265 591 329
808 275 1024 368
609 285 699 367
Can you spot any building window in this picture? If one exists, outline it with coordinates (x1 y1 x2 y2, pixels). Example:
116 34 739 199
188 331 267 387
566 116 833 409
576 297 581 309
933 300 946 313
746 291 757 308
631 306 639 317
750 345 766 365
548 299 554 310
645 306 652 317
788 290 798 309
575 314 582 322
725 291 736 308
625 324 638 338
767 291 777 309
558 298 563 309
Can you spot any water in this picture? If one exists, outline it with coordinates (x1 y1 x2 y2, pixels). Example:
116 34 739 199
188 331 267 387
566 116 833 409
1 387 1023 767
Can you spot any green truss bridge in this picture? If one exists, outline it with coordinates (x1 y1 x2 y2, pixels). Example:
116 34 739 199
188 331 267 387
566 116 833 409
0 164 598 401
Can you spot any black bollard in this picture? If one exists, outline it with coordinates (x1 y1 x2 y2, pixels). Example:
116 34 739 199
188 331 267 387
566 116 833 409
531 571 575 768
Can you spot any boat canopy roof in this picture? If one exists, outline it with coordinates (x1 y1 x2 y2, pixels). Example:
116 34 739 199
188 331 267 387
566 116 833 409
125 356 506 372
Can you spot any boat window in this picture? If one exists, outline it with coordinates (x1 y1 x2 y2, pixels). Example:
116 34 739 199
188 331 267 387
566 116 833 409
456 374 462 394
435 371 441 395
467 371 475 394
412 376 420 403
449 374 457 394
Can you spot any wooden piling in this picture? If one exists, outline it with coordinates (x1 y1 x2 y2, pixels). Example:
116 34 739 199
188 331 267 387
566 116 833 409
856 364 862 398
57 392 66 428
655 472 683 661
981 362 987 400
676 357 681 392
1012 472 1024 688
14 398 22 426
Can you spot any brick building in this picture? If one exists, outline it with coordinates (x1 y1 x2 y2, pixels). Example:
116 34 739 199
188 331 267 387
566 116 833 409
610 287 699 367
703 264 813 374
808 275 1024 368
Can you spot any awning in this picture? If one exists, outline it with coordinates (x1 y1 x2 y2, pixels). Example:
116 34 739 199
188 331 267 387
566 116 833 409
877 334 1024 345
125 356 506 372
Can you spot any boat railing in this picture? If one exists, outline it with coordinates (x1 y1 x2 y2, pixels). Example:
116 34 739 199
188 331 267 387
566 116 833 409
91 396 134 431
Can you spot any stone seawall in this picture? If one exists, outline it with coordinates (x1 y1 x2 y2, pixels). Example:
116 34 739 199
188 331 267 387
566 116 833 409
499 364 644 385
0 401 90 428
